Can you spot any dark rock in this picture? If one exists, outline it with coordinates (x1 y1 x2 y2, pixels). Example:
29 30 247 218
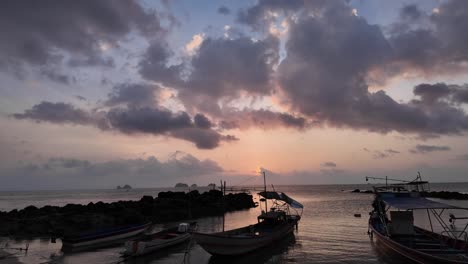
351 189 360 193
0 190 255 237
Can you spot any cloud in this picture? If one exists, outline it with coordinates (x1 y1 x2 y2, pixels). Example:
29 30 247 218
409 144 451 154
12 102 94 125
179 36 279 112
0 1 163 80
105 83 160 108
321 162 337 168
1 153 223 190
138 40 183 87
413 83 452 104
40 68 76 85
364 148 400 159
12 102 237 150
185 34 204 55
400 4 423 21
237 0 304 30
217 6 231 15
260 1 468 137
218 109 309 130
412 83 468 105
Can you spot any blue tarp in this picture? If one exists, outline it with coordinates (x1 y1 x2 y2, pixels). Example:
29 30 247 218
380 196 467 210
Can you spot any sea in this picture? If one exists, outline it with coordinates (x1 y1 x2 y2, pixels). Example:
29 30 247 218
1 183 468 264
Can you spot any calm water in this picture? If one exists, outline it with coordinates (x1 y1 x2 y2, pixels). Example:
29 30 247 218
1 183 468 264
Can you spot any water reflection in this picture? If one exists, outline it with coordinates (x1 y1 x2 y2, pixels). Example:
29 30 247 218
208 233 296 264
369 238 413 264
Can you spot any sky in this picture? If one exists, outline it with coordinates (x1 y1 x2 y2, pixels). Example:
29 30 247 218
1 0 468 190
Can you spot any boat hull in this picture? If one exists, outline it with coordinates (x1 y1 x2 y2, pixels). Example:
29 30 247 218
193 222 295 256
125 232 191 256
62 223 150 250
370 224 468 264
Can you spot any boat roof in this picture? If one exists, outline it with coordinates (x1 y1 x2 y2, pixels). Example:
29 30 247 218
258 191 304 209
380 195 468 210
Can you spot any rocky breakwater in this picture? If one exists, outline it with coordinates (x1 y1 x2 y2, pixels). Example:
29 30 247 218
0 190 255 238
421 191 468 200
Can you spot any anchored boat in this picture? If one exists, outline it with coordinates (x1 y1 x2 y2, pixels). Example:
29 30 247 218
124 222 197 256
368 175 468 263
193 172 303 256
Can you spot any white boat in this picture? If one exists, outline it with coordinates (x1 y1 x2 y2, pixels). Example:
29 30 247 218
124 222 196 256
61 222 151 251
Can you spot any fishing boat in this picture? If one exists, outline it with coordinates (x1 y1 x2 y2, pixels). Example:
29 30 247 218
124 222 197 256
368 174 468 263
61 222 151 250
193 172 303 256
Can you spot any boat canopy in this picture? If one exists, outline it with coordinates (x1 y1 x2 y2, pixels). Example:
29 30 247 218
258 191 304 209
381 196 468 210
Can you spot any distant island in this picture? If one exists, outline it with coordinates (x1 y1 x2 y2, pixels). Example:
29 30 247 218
175 183 188 188
191 184 197 187
116 184 132 190
207 183 216 188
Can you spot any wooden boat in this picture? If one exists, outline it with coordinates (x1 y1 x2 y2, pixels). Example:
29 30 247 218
193 172 303 256
368 175 468 263
61 222 150 250
193 210 298 256
124 222 197 256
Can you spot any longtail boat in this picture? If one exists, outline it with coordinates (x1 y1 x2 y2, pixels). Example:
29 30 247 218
193 172 303 256
368 175 468 263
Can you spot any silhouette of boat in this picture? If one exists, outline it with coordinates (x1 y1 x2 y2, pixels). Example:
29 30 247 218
61 222 150 250
193 172 303 256
124 222 196 256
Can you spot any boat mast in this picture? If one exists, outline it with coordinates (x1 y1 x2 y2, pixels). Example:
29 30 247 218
263 171 267 212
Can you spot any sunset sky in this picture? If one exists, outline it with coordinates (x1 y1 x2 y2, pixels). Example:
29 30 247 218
1 0 468 190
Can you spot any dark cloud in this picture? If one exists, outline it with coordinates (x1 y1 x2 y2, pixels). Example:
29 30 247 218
321 162 337 168
409 144 451 154
179 36 279 112
12 101 236 150
194 114 212 129
0 0 162 79
400 4 422 21
413 83 452 104
171 128 238 149
260 1 468 137
12 102 93 125
105 83 160 107
105 107 192 134
40 68 76 85
217 6 231 15
218 109 308 130
138 40 183 87
412 83 468 105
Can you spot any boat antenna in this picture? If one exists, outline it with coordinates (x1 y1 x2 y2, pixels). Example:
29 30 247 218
263 170 267 212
